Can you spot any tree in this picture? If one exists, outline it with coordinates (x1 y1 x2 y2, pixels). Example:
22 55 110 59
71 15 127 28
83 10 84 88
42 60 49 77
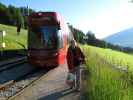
68 23 85 44
16 8 24 28
0 3 35 28
0 3 10 24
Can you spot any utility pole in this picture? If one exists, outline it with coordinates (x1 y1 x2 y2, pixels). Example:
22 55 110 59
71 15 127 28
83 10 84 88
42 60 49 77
0 30 6 56
26 0 29 16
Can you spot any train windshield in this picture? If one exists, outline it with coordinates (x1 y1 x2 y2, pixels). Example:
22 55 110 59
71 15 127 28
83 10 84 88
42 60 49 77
29 26 59 50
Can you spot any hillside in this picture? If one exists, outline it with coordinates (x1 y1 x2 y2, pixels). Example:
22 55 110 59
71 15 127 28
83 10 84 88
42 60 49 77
104 27 133 48
0 24 27 50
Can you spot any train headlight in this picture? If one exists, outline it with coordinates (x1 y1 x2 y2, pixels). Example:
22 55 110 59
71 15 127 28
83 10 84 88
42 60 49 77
54 53 58 56
38 12 42 16
27 53 30 57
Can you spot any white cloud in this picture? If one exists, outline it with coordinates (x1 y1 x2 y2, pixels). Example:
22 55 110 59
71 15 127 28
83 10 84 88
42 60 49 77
75 1 133 39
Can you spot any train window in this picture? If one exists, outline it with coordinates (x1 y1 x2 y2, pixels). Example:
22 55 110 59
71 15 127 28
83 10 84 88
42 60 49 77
28 28 44 49
29 26 66 50
40 26 58 49
29 26 59 49
57 30 63 48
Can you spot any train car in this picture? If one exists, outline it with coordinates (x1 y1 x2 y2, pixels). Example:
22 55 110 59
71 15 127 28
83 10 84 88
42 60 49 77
27 12 72 68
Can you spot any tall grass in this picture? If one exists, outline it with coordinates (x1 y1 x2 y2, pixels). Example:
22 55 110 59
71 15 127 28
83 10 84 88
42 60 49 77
87 46 133 73
81 45 133 100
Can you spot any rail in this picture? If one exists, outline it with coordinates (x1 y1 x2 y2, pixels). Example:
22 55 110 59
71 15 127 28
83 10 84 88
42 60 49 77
0 57 27 72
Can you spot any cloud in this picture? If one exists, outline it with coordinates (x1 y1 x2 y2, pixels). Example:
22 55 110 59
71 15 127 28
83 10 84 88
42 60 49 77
75 1 133 39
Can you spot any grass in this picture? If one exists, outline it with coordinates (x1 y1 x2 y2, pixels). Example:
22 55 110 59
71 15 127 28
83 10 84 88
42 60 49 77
81 45 133 100
0 24 27 50
89 46 133 72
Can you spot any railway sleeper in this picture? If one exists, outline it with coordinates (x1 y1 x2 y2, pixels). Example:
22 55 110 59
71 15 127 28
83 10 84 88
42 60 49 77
0 80 15 91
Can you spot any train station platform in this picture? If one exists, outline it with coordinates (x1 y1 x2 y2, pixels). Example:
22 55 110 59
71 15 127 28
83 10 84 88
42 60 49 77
9 62 81 100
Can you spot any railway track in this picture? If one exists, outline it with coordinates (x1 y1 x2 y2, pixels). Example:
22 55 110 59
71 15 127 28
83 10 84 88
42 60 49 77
0 57 26 72
0 58 47 100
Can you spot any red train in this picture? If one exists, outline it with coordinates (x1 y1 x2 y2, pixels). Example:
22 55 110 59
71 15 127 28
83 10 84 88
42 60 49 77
27 12 73 68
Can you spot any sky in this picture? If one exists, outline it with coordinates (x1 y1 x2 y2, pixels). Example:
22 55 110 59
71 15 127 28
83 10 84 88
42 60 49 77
1 0 133 39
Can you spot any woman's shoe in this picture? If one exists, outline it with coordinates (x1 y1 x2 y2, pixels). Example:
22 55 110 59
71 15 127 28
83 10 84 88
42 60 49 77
74 87 80 92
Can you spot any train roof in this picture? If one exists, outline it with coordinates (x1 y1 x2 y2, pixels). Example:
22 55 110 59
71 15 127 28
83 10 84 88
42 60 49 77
29 12 59 18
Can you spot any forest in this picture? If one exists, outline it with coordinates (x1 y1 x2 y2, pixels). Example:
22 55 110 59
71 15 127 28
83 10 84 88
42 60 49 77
0 2 34 29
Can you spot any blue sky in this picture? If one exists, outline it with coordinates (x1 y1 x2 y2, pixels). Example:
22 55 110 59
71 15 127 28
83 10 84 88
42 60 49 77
1 0 133 39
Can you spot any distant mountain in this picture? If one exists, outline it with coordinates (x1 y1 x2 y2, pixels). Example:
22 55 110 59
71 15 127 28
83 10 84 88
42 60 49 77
104 27 133 48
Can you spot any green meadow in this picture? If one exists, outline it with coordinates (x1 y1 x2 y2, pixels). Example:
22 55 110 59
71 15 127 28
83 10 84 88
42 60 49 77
81 45 133 100
89 46 133 72
0 24 27 50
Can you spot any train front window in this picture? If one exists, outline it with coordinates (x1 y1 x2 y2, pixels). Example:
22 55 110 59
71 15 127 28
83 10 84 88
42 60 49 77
39 26 58 49
29 26 59 49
